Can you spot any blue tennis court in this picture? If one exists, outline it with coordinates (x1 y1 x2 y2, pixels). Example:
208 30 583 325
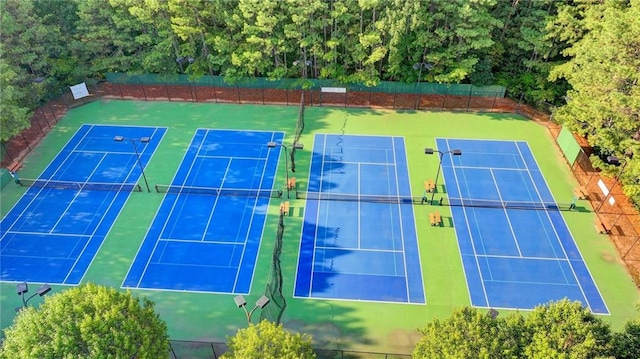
295 134 424 303
438 138 608 314
1 124 166 285
123 129 283 293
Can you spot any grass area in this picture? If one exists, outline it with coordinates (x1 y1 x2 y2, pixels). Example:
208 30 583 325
1 100 638 354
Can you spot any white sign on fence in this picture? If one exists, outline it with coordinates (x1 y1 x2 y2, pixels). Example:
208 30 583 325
321 87 347 93
597 179 609 196
69 83 90 100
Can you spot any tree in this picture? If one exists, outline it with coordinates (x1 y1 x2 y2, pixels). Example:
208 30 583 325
413 300 613 358
550 0 640 206
413 307 522 358
222 320 315 359
521 299 611 358
0 59 31 142
0 283 169 359
612 315 640 359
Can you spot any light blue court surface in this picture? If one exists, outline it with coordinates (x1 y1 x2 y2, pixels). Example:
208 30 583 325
295 134 424 303
438 138 608 314
1 124 165 285
123 129 284 293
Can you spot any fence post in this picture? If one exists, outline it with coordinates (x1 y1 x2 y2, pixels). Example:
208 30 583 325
491 92 497 111
392 89 397 110
141 82 148 101
21 133 32 150
2 142 15 163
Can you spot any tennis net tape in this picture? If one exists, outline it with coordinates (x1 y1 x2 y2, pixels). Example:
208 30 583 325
447 197 572 211
20 179 142 192
296 191 572 210
297 191 420 204
155 184 283 198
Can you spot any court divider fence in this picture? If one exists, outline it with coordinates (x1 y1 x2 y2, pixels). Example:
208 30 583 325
168 339 411 359
259 209 287 324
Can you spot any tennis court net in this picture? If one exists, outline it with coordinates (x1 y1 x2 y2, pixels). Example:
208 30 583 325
296 191 420 204
20 178 142 192
446 197 573 211
155 184 283 198
296 191 573 210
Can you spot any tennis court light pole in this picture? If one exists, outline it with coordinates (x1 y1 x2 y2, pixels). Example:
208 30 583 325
234 295 270 325
267 141 304 198
16 282 52 311
425 148 462 205
114 136 151 192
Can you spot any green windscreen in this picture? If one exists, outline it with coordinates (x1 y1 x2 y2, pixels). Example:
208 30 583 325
557 126 581 165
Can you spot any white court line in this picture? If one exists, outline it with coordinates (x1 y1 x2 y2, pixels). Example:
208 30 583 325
130 130 206 288
489 168 523 257
76 126 167 285
315 246 404 253
229 142 273 293
196 154 267 160
516 141 603 312
478 253 572 261
160 238 247 246
444 138 491 306
67 126 168 283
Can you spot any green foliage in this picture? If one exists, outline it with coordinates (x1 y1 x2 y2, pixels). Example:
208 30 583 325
551 0 640 207
611 316 640 359
0 59 31 142
413 307 521 358
222 320 315 359
521 300 611 358
0 283 169 359
414 300 615 359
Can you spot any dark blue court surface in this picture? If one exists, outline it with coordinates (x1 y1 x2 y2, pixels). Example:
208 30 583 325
1 124 166 285
438 138 608 314
123 129 284 293
295 134 425 303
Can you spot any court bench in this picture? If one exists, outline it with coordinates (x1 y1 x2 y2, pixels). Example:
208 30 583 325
287 177 296 190
6 162 22 173
280 201 290 216
424 179 435 193
573 186 588 200
429 211 442 226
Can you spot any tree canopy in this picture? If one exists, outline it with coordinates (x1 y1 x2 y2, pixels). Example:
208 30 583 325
0 283 169 359
413 300 632 359
550 0 640 204
221 320 315 359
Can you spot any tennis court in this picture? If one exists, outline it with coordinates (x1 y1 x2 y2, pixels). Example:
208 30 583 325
0 124 165 284
123 129 284 293
294 134 424 303
437 138 608 314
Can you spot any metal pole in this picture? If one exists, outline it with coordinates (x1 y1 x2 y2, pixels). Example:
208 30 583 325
130 139 150 192
430 152 444 205
283 146 290 199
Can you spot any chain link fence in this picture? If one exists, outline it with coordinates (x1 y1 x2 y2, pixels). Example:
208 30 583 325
168 340 411 359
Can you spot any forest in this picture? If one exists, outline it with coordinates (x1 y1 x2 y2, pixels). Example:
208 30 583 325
0 0 638 205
